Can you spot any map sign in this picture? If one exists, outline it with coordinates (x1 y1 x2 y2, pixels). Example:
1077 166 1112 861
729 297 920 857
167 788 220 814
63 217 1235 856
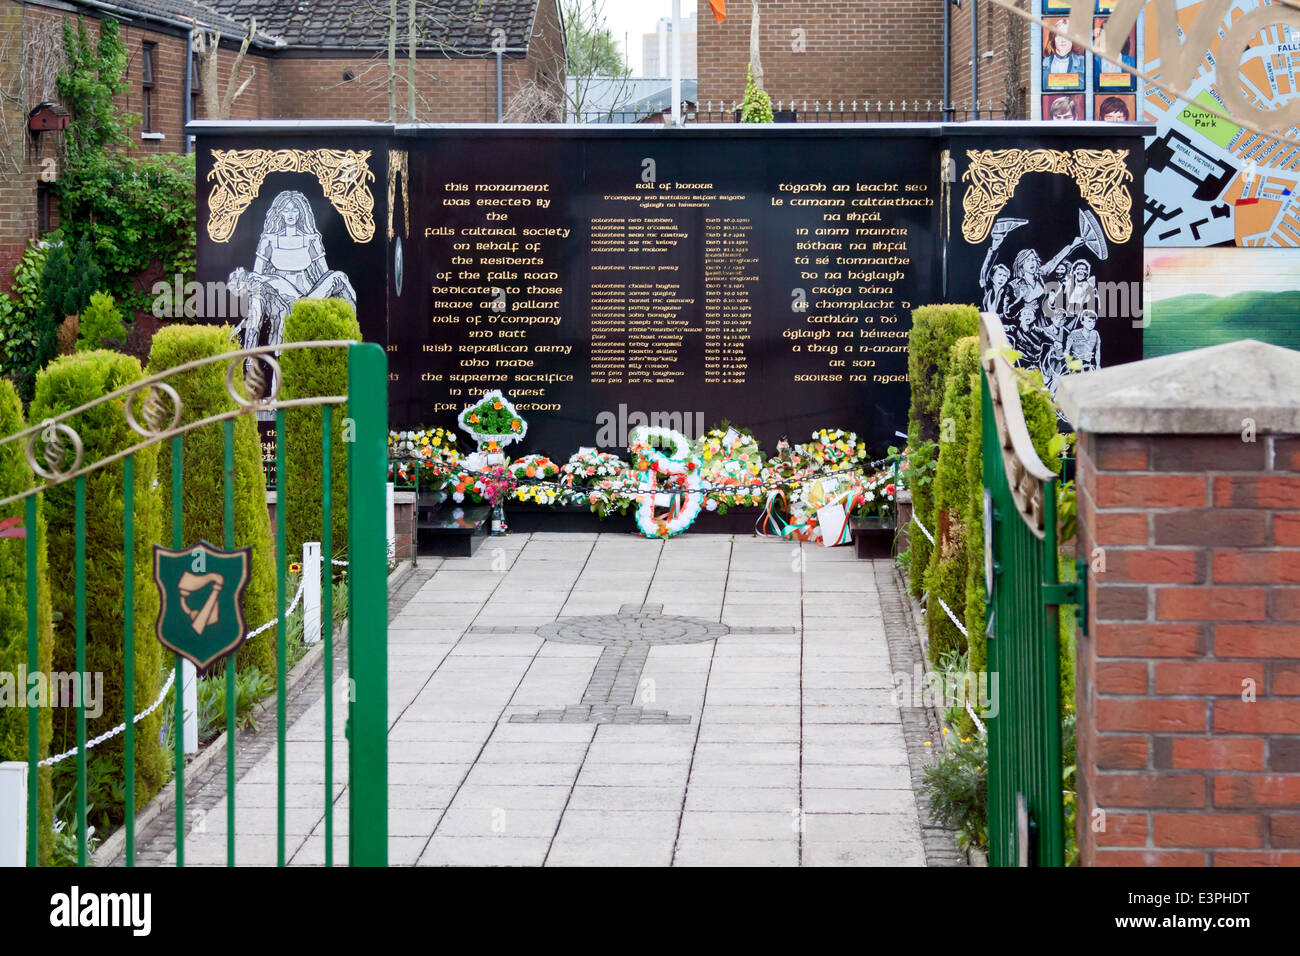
1142 1 1300 247
1033 1 1300 248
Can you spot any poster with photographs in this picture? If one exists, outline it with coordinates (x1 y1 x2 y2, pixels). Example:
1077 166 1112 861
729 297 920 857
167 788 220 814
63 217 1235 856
1034 1 1144 121
1093 16 1137 93
1044 94 1085 123
1042 14 1086 93
1097 93 1136 123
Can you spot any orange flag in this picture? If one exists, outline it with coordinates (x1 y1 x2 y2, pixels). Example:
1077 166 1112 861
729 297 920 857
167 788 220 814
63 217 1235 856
709 0 727 24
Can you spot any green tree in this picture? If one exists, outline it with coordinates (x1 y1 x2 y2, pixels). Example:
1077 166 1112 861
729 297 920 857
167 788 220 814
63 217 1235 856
563 0 629 76
148 326 277 674
31 351 167 829
76 292 127 352
36 238 101 367
0 379 55 864
280 299 361 560
924 337 980 667
905 304 980 598
57 151 197 319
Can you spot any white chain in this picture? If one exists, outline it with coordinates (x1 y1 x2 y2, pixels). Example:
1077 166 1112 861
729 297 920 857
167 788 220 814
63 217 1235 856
936 595 970 639
38 575 309 767
965 699 988 735
911 512 936 545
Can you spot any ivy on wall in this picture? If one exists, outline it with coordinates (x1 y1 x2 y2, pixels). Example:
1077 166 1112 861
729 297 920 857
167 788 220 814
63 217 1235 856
54 16 197 316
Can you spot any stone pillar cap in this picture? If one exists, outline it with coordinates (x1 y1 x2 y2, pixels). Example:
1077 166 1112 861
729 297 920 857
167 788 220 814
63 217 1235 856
1056 339 1300 434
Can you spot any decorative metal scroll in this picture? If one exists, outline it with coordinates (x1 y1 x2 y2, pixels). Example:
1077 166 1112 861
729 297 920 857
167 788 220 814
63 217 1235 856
0 343 354 509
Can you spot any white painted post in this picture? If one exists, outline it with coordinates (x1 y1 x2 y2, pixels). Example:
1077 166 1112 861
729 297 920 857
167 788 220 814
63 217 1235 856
303 541 322 645
182 661 198 754
0 761 26 866
386 481 396 563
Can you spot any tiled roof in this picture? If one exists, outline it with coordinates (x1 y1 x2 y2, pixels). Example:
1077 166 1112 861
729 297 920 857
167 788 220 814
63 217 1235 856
78 0 287 46
203 0 541 53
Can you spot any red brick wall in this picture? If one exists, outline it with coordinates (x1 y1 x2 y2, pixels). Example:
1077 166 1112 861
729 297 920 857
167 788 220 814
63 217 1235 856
949 0 1031 116
270 55 525 123
1076 431 1300 866
696 0 945 110
0 0 565 292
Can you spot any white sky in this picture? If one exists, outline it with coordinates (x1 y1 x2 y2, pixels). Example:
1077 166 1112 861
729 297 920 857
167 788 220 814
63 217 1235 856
597 0 699 75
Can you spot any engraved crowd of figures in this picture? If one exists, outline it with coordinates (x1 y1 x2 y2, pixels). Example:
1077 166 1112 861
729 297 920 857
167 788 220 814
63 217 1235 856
979 214 1106 408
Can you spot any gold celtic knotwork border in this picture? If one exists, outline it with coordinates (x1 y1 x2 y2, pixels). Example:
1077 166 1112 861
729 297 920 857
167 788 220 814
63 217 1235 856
206 149 376 243
387 149 409 242
961 148 1133 245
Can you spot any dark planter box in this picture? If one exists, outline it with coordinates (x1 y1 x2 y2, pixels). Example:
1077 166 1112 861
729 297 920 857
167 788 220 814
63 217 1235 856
851 516 896 559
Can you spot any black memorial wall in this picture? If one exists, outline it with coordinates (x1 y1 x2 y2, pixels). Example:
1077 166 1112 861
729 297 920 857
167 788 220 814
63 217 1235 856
194 122 1149 454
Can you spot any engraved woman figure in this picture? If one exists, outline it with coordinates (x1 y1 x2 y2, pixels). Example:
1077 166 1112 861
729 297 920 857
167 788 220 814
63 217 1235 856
230 190 357 354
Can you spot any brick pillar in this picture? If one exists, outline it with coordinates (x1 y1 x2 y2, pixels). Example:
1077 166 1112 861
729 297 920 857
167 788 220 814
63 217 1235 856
1059 341 1300 867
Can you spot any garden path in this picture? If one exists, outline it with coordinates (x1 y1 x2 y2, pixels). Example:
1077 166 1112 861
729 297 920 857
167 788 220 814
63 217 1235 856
157 533 934 866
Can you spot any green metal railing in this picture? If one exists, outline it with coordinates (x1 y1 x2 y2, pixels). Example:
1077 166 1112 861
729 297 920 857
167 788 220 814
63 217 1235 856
979 312 1081 868
3 341 389 867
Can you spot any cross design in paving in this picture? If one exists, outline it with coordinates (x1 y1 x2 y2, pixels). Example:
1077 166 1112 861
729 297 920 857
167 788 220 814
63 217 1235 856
467 604 796 725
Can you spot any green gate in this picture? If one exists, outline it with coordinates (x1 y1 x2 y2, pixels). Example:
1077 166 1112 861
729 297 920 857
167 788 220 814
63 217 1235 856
1 342 388 866
979 312 1079 867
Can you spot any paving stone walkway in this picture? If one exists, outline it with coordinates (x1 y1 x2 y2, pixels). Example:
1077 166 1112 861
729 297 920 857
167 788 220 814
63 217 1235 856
162 533 932 866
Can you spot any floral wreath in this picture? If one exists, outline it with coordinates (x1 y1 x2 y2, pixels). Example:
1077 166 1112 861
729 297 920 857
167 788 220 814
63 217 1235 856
795 428 868 473
458 390 528 452
510 454 564 506
628 425 703 538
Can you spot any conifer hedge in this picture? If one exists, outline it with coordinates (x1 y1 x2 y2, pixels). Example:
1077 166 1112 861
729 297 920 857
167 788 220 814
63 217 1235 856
148 325 277 674
923 336 980 666
31 351 167 823
906 304 980 598
279 299 361 561
904 315 1071 721
0 379 54 863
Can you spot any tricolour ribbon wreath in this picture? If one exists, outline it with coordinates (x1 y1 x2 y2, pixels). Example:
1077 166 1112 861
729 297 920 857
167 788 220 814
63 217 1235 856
628 425 703 539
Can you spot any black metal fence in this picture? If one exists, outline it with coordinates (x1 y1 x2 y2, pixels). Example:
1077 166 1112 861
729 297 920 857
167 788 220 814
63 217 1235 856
573 100 1012 125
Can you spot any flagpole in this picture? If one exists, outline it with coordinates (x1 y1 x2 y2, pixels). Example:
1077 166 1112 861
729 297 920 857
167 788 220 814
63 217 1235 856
671 0 682 126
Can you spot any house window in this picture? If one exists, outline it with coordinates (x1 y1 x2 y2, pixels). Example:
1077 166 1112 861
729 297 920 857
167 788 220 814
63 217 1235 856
37 183 53 234
142 42 157 132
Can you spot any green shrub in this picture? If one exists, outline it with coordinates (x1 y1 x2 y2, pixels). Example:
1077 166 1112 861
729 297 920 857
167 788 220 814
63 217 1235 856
37 238 101 367
77 292 127 352
906 304 979 597
12 239 51 321
31 350 167 827
924 336 980 666
57 153 197 317
0 293 40 385
147 325 277 675
280 298 361 559
2 240 55 403
920 731 988 853
0 379 55 863
740 68 773 123
963 365 987 675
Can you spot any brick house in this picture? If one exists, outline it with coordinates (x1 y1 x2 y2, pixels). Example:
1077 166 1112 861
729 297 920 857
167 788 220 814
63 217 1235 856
695 1 1029 116
0 0 565 290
